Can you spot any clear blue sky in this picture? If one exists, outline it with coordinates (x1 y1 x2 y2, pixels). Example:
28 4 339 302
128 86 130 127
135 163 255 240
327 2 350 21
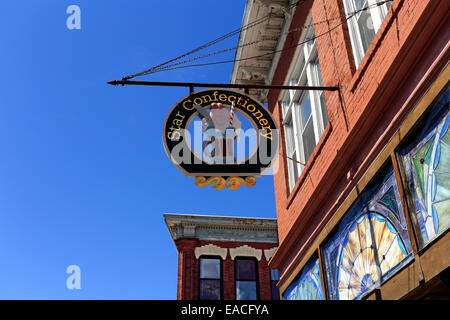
0 1 277 299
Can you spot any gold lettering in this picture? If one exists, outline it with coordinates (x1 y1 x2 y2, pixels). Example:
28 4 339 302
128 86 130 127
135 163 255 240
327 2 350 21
175 111 185 119
202 95 212 104
183 99 194 110
260 126 272 140
193 97 203 105
173 118 183 127
168 131 181 141
219 94 227 102
247 104 256 112
228 95 236 103
259 118 268 126
166 111 186 142
252 110 263 120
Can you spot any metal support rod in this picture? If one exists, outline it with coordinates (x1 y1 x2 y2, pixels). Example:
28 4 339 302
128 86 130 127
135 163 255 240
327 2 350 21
107 80 340 91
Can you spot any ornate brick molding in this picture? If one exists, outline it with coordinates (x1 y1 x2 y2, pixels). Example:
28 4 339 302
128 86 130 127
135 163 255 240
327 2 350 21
264 247 278 261
194 244 228 260
230 245 263 261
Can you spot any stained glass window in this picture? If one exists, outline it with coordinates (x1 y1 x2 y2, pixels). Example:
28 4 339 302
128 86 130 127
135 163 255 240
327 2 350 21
283 257 324 300
397 87 450 249
322 167 413 300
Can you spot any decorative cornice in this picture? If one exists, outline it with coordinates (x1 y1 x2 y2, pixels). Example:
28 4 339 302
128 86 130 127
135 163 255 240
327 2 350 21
164 213 278 244
230 0 292 102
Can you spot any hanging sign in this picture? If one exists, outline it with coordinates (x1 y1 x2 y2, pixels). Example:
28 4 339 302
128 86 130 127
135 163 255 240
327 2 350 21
162 89 279 189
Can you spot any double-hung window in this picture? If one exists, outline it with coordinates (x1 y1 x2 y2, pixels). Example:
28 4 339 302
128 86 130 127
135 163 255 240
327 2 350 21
270 269 280 300
199 257 222 300
235 258 258 300
343 0 392 67
282 17 328 191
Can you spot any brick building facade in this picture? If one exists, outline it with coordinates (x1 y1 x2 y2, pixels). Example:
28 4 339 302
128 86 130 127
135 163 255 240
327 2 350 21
231 0 449 299
164 214 280 300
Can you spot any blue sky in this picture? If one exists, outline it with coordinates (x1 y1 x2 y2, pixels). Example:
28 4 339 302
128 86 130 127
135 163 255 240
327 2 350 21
0 1 278 299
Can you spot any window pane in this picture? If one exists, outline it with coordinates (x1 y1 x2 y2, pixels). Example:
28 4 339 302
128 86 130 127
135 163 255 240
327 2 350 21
200 258 221 279
285 122 295 156
281 101 289 118
236 281 257 300
302 119 316 162
305 38 315 57
270 269 281 300
292 158 300 184
320 92 328 126
235 259 257 280
357 9 376 53
283 258 324 300
285 121 300 189
271 281 280 300
300 94 312 126
313 55 328 133
315 58 323 86
289 151 300 189
289 80 297 101
270 269 280 280
200 279 221 300
385 0 392 11
354 0 368 12
397 87 450 248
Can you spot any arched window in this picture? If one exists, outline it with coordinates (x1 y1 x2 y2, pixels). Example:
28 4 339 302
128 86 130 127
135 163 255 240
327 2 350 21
335 213 408 300
322 166 413 300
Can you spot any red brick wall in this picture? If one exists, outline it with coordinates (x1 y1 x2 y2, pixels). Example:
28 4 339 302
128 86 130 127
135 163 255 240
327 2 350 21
174 239 277 300
175 238 199 300
267 0 449 284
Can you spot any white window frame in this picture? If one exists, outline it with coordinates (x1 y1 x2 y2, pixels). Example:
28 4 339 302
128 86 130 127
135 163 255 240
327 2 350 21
282 15 328 191
343 0 392 67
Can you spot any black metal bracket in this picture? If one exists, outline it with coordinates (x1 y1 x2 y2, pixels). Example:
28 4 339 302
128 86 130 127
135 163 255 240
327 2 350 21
107 80 340 92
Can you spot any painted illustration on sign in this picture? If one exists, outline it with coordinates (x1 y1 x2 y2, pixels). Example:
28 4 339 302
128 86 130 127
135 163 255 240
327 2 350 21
196 102 242 164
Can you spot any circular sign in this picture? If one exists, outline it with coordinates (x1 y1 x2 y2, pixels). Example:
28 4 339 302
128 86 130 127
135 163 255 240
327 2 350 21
162 89 279 177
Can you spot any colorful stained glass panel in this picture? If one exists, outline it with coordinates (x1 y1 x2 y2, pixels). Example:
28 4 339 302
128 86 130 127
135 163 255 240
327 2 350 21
322 167 412 300
398 88 450 248
282 257 324 300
